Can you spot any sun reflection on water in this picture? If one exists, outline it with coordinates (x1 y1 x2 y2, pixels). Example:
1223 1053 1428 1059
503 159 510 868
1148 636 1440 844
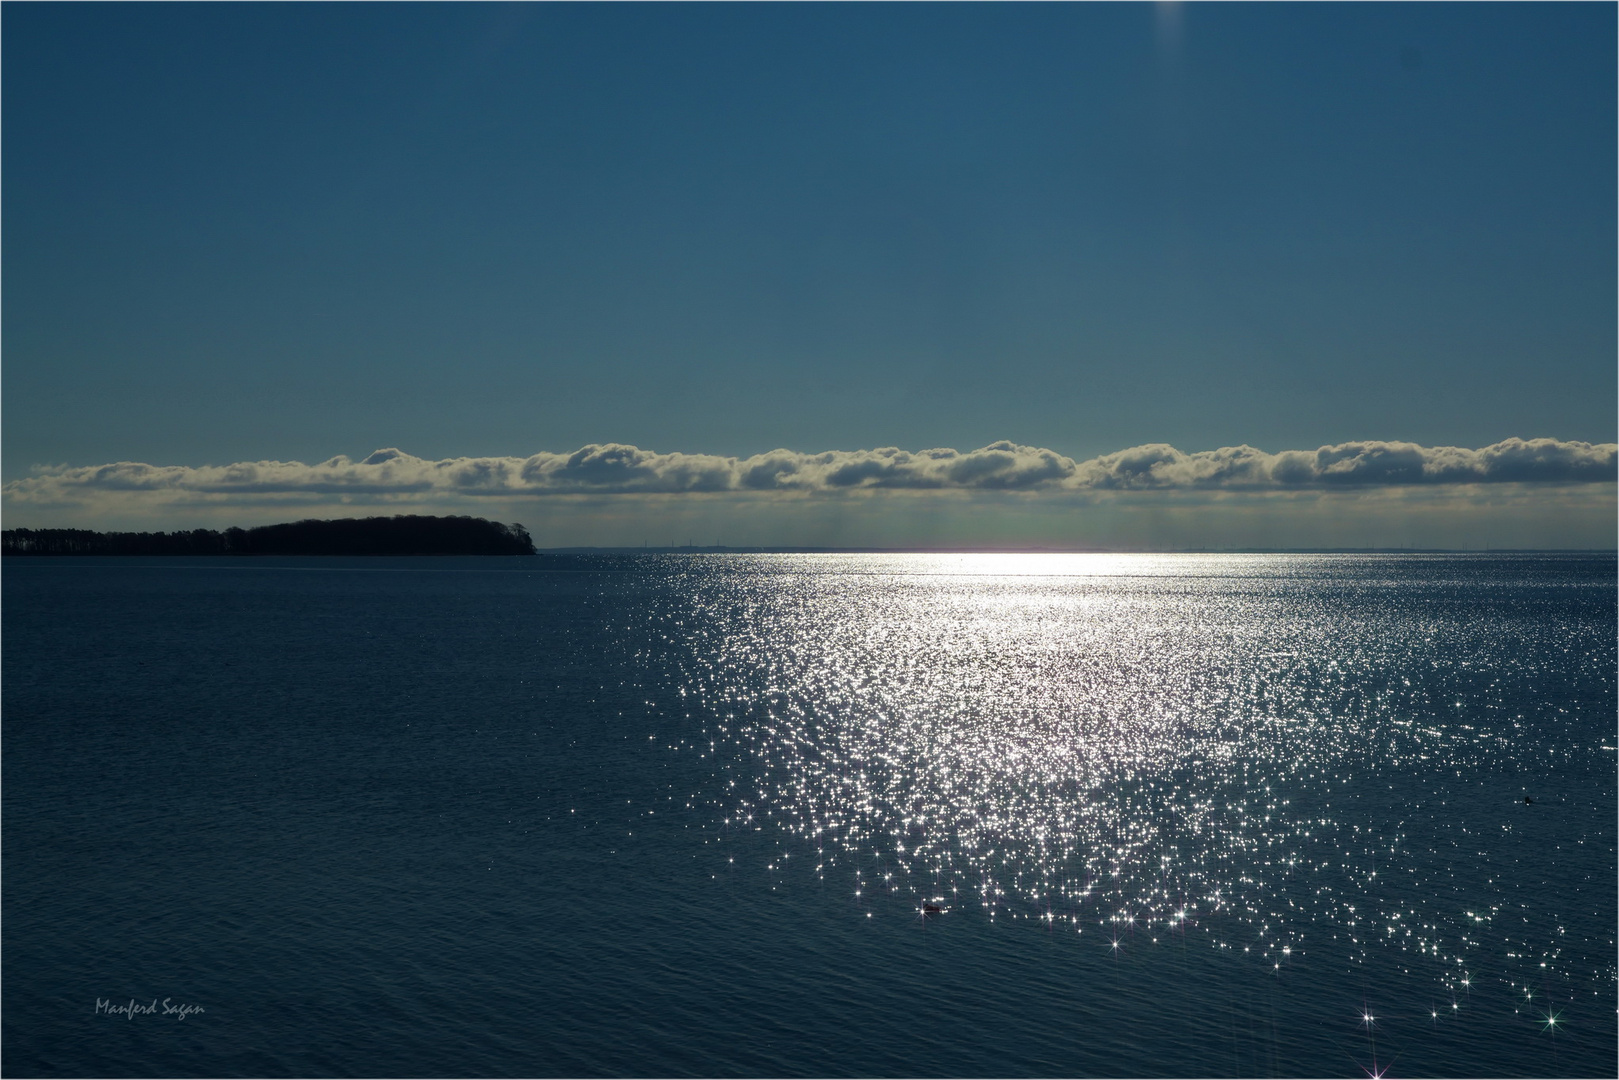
655 554 1613 1014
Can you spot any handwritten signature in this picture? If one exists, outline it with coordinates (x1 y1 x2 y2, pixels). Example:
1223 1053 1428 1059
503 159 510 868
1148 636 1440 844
95 998 205 1020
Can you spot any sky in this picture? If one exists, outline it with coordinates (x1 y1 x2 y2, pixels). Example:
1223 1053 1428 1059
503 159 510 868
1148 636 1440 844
3 3 1614 548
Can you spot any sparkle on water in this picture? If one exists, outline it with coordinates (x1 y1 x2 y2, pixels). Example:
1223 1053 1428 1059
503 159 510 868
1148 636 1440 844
648 554 1613 1049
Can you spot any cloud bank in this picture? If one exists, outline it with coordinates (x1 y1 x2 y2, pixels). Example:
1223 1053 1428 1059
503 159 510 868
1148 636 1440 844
4 438 1613 506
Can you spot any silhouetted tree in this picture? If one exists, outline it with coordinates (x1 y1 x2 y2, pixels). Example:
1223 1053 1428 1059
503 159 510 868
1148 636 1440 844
2 516 536 556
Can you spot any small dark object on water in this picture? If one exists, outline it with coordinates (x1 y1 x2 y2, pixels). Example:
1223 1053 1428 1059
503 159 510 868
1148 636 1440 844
1524 796 1533 805
922 902 944 915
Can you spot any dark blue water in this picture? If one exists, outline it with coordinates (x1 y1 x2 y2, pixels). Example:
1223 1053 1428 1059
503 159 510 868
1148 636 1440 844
4 554 1613 1077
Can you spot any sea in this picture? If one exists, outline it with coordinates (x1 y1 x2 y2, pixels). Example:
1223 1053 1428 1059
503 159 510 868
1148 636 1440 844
3 552 1614 1078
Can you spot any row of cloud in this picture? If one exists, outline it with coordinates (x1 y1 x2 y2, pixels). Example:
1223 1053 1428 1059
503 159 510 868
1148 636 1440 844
4 437 1613 505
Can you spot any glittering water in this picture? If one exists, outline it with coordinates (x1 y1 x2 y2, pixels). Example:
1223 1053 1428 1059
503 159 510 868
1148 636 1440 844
660 553 1616 1073
3 554 1613 1076
672 554 1614 986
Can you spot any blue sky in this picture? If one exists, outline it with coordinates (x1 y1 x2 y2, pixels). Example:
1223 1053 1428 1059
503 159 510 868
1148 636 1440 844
3 3 1613 545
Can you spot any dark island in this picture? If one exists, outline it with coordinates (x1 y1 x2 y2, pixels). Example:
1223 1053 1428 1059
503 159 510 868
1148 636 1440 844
1 515 535 556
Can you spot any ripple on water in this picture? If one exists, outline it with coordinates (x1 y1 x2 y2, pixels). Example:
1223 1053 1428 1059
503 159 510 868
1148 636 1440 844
659 554 1614 1014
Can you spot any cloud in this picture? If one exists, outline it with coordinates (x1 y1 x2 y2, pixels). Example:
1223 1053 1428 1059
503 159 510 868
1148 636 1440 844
3 437 1613 508
1076 437 1617 489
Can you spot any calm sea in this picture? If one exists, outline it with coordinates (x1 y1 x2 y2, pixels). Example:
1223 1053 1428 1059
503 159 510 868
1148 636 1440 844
3 553 1614 1077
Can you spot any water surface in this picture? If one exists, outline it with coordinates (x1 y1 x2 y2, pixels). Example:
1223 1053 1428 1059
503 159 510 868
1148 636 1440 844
4 553 1613 1076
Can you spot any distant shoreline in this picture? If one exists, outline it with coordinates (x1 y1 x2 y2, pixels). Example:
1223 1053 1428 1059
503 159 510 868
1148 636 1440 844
2 516 535 557
8 546 1608 557
4 521 1609 558
534 546 1613 555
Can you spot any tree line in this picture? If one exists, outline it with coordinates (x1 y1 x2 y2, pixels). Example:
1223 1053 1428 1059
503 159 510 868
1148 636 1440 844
1 515 535 556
